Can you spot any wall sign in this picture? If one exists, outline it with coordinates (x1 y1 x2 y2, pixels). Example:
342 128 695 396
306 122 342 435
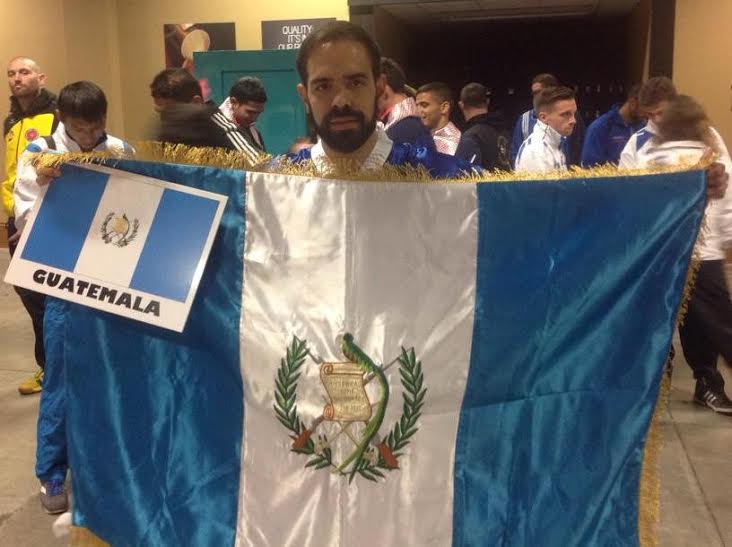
261 18 336 50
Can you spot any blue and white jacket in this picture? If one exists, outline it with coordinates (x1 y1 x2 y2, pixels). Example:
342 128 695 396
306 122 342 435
514 119 566 174
288 127 477 179
14 122 132 231
581 104 644 166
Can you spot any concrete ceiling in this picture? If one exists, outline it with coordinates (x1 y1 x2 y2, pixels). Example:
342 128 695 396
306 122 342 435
369 0 639 24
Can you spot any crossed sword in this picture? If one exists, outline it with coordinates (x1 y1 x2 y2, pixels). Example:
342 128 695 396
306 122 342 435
308 350 401 457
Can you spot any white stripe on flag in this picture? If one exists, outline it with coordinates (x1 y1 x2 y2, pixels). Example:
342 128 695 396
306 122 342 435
73 174 164 286
236 173 478 546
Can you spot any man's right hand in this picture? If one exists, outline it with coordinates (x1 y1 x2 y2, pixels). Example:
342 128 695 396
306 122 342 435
37 166 61 186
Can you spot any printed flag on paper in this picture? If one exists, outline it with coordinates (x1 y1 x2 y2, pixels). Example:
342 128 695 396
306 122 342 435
4 164 227 331
59 160 705 546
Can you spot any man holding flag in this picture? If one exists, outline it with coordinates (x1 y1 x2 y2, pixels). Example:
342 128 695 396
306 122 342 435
289 22 473 177
16 21 729 547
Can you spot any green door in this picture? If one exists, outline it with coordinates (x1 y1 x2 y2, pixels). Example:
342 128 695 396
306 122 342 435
194 49 306 155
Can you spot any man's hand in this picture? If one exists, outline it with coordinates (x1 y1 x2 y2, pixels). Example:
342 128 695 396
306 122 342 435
699 149 728 200
37 166 61 186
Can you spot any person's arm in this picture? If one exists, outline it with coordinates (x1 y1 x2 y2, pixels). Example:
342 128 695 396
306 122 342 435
455 134 482 166
510 116 525 168
617 134 638 169
13 145 59 233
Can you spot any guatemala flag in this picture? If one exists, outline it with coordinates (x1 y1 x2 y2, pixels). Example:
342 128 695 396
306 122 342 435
59 160 704 546
5 164 226 331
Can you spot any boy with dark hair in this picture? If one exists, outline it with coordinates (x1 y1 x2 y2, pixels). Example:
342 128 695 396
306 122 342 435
13 80 132 515
378 57 433 148
149 68 261 162
515 86 578 173
416 82 461 155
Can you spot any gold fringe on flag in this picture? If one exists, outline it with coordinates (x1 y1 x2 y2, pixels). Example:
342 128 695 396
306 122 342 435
31 140 707 184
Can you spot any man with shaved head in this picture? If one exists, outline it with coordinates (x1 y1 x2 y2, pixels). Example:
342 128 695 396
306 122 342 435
3 56 57 395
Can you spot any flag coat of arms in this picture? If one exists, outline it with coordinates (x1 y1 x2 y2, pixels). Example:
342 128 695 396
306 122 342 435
58 160 704 546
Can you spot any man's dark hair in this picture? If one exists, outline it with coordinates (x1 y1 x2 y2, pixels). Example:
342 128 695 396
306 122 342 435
626 83 642 101
381 57 406 94
417 82 452 104
150 68 202 102
229 77 267 103
533 86 575 113
296 21 381 85
532 73 559 88
638 76 677 108
57 81 107 121
460 82 488 109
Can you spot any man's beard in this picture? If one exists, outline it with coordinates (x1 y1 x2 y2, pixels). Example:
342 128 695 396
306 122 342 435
309 103 377 153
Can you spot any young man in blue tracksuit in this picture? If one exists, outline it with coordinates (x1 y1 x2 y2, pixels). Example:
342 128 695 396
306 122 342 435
14 81 131 514
581 84 644 167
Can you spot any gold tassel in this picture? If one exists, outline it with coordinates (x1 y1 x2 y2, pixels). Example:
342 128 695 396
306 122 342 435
70 526 110 547
638 374 670 547
31 141 706 184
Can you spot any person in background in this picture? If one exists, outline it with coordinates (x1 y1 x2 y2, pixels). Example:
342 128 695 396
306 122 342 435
619 77 682 169
510 73 585 167
416 82 461 155
456 82 510 170
378 57 433 148
581 84 644 166
640 94 732 414
13 81 131 514
227 76 267 153
150 68 261 163
514 86 577 173
2 57 57 395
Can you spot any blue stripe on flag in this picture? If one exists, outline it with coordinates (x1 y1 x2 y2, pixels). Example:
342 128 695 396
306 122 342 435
65 161 246 546
453 172 705 546
21 166 108 270
130 189 219 301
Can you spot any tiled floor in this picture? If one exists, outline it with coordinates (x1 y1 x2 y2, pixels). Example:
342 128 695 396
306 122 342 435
0 253 729 546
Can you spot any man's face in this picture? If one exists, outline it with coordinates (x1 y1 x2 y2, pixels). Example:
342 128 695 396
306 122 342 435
230 98 265 128
539 98 577 137
297 39 383 154
643 100 669 126
61 115 106 151
7 58 44 99
416 91 448 131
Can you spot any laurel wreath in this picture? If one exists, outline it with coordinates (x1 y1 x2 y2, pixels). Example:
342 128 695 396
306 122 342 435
274 337 334 470
101 212 139 247
274 336 426 482
353 347 425 482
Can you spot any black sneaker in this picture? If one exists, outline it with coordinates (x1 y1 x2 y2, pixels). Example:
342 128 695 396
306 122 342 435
694 379 732 414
